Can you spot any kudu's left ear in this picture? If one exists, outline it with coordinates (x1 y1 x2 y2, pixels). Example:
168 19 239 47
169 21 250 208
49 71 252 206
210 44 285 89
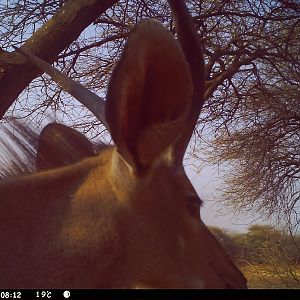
106 19 193 172
36 123 96 170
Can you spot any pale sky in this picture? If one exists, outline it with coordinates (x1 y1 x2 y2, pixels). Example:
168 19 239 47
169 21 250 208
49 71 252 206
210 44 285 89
185 164 259 233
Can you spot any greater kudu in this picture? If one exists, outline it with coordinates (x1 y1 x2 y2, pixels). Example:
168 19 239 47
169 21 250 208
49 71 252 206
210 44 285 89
0 0 247 288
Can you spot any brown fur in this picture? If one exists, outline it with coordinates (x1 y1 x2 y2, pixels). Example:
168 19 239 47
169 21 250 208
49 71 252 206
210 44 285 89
0 18 247 288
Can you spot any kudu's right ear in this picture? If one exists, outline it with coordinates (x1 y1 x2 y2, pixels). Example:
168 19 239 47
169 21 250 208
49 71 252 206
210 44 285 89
106 19 193 172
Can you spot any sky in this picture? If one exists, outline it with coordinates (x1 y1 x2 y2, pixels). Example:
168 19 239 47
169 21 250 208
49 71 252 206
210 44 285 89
185 164 260 233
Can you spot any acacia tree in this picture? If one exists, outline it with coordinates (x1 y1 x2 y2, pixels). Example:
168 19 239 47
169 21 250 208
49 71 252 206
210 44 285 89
208 226 242 260
210 225 300 288
205 10 300 231
0 0 299 226
209 69 300 231
241 225 300 288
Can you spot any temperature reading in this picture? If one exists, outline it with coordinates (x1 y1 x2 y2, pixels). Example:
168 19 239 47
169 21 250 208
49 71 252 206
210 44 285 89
36 291 51 298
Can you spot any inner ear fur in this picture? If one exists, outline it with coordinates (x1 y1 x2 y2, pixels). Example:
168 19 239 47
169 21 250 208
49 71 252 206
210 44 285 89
106 19 193 172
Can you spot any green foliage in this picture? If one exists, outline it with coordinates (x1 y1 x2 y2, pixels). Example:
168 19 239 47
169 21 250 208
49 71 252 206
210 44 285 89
209 224 300 288
208 226 242 259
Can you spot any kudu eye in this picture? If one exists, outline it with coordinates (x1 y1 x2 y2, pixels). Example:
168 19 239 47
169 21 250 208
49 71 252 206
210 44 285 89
186 193 203 218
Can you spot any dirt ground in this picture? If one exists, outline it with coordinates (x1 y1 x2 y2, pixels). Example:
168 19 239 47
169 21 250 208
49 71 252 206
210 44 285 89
239 264 300 288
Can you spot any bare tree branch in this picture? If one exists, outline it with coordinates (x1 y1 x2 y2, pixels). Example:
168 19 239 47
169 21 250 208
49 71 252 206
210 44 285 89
0 0 118 119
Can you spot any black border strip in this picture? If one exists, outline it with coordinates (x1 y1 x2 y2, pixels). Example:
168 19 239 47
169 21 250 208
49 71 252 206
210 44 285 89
0 289 299 300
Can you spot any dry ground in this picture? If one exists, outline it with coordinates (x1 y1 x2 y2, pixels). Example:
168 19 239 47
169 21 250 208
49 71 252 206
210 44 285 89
239 264 300 288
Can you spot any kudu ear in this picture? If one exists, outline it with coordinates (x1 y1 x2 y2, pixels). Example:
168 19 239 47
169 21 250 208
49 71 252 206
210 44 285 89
106 19 193 172
36 123 96 170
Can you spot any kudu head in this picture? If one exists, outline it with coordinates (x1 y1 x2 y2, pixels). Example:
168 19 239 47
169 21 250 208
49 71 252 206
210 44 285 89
3 0 247 288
